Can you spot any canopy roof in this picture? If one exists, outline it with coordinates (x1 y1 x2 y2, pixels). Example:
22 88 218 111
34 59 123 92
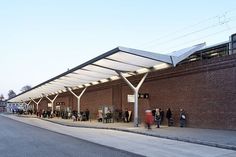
9 44 205 102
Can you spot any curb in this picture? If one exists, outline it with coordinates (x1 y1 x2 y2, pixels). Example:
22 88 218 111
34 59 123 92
41 118 236 151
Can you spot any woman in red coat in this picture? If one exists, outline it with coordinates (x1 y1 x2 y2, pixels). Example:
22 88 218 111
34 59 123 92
145 110 153 129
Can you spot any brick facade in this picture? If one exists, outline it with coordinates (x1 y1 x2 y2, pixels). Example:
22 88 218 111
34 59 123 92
37 54 236 130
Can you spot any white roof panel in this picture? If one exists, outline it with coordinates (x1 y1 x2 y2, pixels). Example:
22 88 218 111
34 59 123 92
9 45 205 102
94 58 140 72
107 52 161 68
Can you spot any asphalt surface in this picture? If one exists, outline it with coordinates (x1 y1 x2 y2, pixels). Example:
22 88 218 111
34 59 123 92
2 114 236 157
0 116 143 157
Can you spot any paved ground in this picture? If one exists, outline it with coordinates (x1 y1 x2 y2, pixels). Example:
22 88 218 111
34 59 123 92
0 116 143 157
2 114 236 157
29 115 236 150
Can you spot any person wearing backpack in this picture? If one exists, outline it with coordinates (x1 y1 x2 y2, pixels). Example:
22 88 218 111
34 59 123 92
155 108 161 128
180 109 186 127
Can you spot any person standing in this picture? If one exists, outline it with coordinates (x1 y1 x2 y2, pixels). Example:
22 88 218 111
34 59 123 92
85 109 90 121
145 110 153 129
124 108 129 123
180 109 186 127
155 108 161 128
152 109 156 117
166 108 172 126
159 108 164 125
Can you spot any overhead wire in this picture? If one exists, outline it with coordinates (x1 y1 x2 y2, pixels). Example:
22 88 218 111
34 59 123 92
161 20 236 53
137 8 236 50
138 15 219 48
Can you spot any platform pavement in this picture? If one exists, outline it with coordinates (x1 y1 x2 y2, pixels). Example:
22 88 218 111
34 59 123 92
5 114 236 151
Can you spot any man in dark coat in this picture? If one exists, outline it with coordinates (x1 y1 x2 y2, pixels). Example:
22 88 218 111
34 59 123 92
166 108 172 126
180 109 186 127
159 108 164 125
124 108 129 122
85 109 90 121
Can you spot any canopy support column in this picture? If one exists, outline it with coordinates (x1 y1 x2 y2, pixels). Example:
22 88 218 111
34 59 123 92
117 72 148 127
30 97 43 112
21 100 32 111
45 94 59 114
68 87 87 114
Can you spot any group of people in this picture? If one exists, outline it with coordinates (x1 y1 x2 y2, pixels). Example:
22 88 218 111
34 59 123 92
39 109 70 119
34 108 91 121
12 108 34 115
97 108 130 123
72 109 90 121
40 110 52 118
145 108 186 129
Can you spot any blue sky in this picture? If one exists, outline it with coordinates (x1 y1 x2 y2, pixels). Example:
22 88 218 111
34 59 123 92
1 0 236 99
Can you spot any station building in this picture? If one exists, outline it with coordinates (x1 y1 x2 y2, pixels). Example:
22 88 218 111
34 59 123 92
8 33 236 130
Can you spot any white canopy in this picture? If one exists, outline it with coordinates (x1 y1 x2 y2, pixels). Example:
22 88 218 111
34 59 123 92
9 44 205 102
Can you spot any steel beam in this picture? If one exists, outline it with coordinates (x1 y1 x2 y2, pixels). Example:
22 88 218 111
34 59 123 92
68 87 87 113
30 97 43 112
117 72 148 127
45 94 59 114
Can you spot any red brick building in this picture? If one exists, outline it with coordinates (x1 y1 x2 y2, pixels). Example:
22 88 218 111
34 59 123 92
9 33 236 130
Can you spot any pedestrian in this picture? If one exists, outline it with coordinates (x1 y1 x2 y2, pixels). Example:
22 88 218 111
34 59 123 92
160 108 164 125
145 110 153 129
97 110 103 122
155 108 161 128
85 109 90 121
166 108 172 126
39 109 42 118
151 109 156 117
72 114 76 121
124 108 129 123
180 109 186 127
47 110 50 118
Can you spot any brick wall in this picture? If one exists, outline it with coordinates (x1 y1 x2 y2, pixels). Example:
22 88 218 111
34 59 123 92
120 54 236 130
37 54 236 130
80 87 112 119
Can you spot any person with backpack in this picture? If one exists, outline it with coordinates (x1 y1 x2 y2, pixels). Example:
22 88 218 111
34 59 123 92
180 109 186 127
155 108 161 128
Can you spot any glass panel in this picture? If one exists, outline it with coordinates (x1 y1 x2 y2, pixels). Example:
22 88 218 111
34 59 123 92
94 59 140 72
72 69 113 78
107 52 161 67
57 77 85 84
39 86 57 93
67 73 106 80
43 85 63 92
83 65 117 75
52 80 81 87
45 83 64 88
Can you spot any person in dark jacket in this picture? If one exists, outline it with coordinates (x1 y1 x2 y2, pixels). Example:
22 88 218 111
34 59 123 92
180 109 186 127
85 109 90 121
155 108 161 128
159 108 164 125
124 108 129 122
152 109 156 117
166 108 172 126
